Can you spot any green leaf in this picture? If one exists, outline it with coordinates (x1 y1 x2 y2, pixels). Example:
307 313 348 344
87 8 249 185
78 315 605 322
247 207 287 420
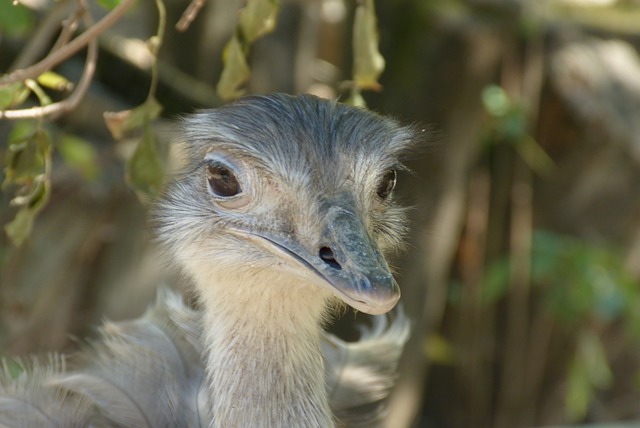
105 99 165 200
4 176 49 246
0 82 29 110
352 0 385 90
565 332 612 421
515 135 554 177
565 356 591 422
239 0 279 43
57 134 100 180
481 258 510 305
531 230 637 324
3 124 53 246
104 98 162 140
482 84 511 117
0 0 34 37
5 208 36 246
423 334 454 365
36 71 73 92
126 120 164 199
3 120 46 187
215 0 279 100
216 35 251 101
96 0 122 11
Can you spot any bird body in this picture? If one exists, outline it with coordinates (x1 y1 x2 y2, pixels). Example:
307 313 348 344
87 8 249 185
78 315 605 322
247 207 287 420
1 94 415 427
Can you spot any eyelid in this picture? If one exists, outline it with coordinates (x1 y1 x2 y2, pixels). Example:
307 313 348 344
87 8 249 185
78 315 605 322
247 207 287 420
204 153 239 169
203 152 252 209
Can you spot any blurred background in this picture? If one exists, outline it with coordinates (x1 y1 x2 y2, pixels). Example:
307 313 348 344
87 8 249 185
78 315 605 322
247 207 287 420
2 0 640 426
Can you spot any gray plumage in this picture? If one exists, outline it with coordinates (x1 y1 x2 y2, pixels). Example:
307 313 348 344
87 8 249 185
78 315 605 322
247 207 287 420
0 94 415 427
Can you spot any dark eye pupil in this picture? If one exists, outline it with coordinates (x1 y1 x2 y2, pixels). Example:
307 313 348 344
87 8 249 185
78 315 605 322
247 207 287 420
376 169 396 200
207 164 241 197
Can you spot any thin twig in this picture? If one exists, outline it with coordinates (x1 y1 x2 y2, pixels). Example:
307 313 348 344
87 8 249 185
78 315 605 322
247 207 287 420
176 0 207 32
99 32 218 106
0 0 135 88
0 3 98 120
51 3 85 53
9 1 73 71
148 0 167 102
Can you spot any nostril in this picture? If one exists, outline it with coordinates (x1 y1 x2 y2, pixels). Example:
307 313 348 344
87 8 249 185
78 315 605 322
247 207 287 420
319 246 342 270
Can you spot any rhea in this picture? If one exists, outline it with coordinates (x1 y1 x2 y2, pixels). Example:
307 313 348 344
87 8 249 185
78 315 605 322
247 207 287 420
0 94 414 427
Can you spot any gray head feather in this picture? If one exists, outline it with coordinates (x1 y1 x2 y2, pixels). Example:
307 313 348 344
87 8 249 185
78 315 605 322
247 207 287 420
156 94 417 260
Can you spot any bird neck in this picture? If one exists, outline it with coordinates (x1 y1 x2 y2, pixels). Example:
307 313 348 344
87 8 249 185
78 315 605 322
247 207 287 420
194 268 335 428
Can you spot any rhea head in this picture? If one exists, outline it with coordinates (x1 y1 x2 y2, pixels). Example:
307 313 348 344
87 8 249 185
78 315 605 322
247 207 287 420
156 93 416 316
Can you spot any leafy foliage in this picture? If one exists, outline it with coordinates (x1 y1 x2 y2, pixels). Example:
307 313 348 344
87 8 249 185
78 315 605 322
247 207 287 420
0 0 34 37
483 230 637 324
345 0 385 107
533 231 636 324
96 0 122 11
0 83 30 110
480 230 639 420
217 35 251 101
2 121 52 246
239 0 279 43
566 331 613 421
217 0 280 100
352 0 385 91
481 84 554 176
57 135 100 181
104 98 165 200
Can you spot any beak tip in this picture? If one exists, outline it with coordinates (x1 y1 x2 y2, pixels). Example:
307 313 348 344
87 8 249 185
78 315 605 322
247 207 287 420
348 276 401 315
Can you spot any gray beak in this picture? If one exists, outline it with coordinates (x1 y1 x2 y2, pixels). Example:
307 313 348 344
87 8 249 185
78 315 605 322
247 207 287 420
254 200 400 315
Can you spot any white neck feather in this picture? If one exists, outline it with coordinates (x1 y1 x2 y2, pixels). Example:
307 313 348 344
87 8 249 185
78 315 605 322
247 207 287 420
188 263 335 428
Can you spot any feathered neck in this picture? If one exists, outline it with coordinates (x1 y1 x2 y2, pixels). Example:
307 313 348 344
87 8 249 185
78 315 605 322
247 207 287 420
190 266 335 428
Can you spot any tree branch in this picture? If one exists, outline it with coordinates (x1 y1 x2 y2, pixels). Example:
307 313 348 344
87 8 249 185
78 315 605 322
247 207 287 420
176 0 207 32
0 4 98 120
0 0 134 88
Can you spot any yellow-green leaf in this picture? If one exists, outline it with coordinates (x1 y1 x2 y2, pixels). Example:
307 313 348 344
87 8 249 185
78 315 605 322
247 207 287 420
5 208 35 246
565 332 613 421
96 0 122 11
352 0 385 90
9 174 48 209
2 123 52 246
423 334 454 365
516 135 555 177
126 121 164 199
0 0 34 37
3 121 49 188
239 0 279 43
5 175 50 246
36 71 73 92
0 82 29 110
104 98 162 140
482 84 511 117
216 36 251 101
58 134 100 180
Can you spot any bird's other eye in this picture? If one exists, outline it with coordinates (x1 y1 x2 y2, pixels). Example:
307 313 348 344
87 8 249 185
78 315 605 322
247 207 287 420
207 162 242 197
376 169 397 200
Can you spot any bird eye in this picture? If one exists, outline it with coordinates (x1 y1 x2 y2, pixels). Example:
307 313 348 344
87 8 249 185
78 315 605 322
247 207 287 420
207 163 241 198
376 169 396 200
